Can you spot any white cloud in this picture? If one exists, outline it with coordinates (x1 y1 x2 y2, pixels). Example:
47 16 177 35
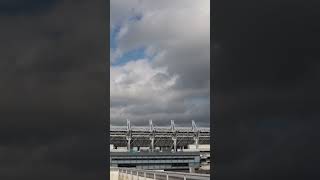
111 59 178 105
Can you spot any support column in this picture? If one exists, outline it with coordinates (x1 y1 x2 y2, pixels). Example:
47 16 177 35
189 167 195 173
192 120 199 150
149 120 155 152
126 119 132 152
171 120 177 152
127 137 131 151
194 136 199 150
172 137 177 152
150 138 154 152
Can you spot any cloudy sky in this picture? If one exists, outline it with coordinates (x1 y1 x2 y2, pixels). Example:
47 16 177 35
110 0 210 127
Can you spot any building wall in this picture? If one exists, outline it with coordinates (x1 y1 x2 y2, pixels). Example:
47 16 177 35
110 152 201 171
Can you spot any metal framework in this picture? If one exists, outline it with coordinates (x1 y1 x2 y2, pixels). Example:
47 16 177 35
110 120 210 151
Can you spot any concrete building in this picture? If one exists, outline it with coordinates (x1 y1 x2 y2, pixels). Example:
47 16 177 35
110 151 200 172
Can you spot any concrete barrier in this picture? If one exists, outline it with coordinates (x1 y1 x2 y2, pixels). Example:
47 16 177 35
110 168 119 180
110 167 210 180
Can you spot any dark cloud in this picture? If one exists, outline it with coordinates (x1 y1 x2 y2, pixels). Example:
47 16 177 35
0 0 107 179
214 0 320 179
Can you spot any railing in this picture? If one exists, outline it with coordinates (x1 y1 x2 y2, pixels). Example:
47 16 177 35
111 167 210 180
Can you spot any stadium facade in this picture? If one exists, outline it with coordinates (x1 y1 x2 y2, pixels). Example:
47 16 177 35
110 120 210 172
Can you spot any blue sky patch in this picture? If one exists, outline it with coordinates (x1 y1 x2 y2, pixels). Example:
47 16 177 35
129 13 143 22
112 47 147 66
110 25 122 50
111 14 146 66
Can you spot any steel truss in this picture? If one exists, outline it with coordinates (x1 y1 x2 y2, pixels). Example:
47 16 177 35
110 120 210 151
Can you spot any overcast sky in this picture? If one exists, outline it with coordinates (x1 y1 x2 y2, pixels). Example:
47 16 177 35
110 0 210 127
